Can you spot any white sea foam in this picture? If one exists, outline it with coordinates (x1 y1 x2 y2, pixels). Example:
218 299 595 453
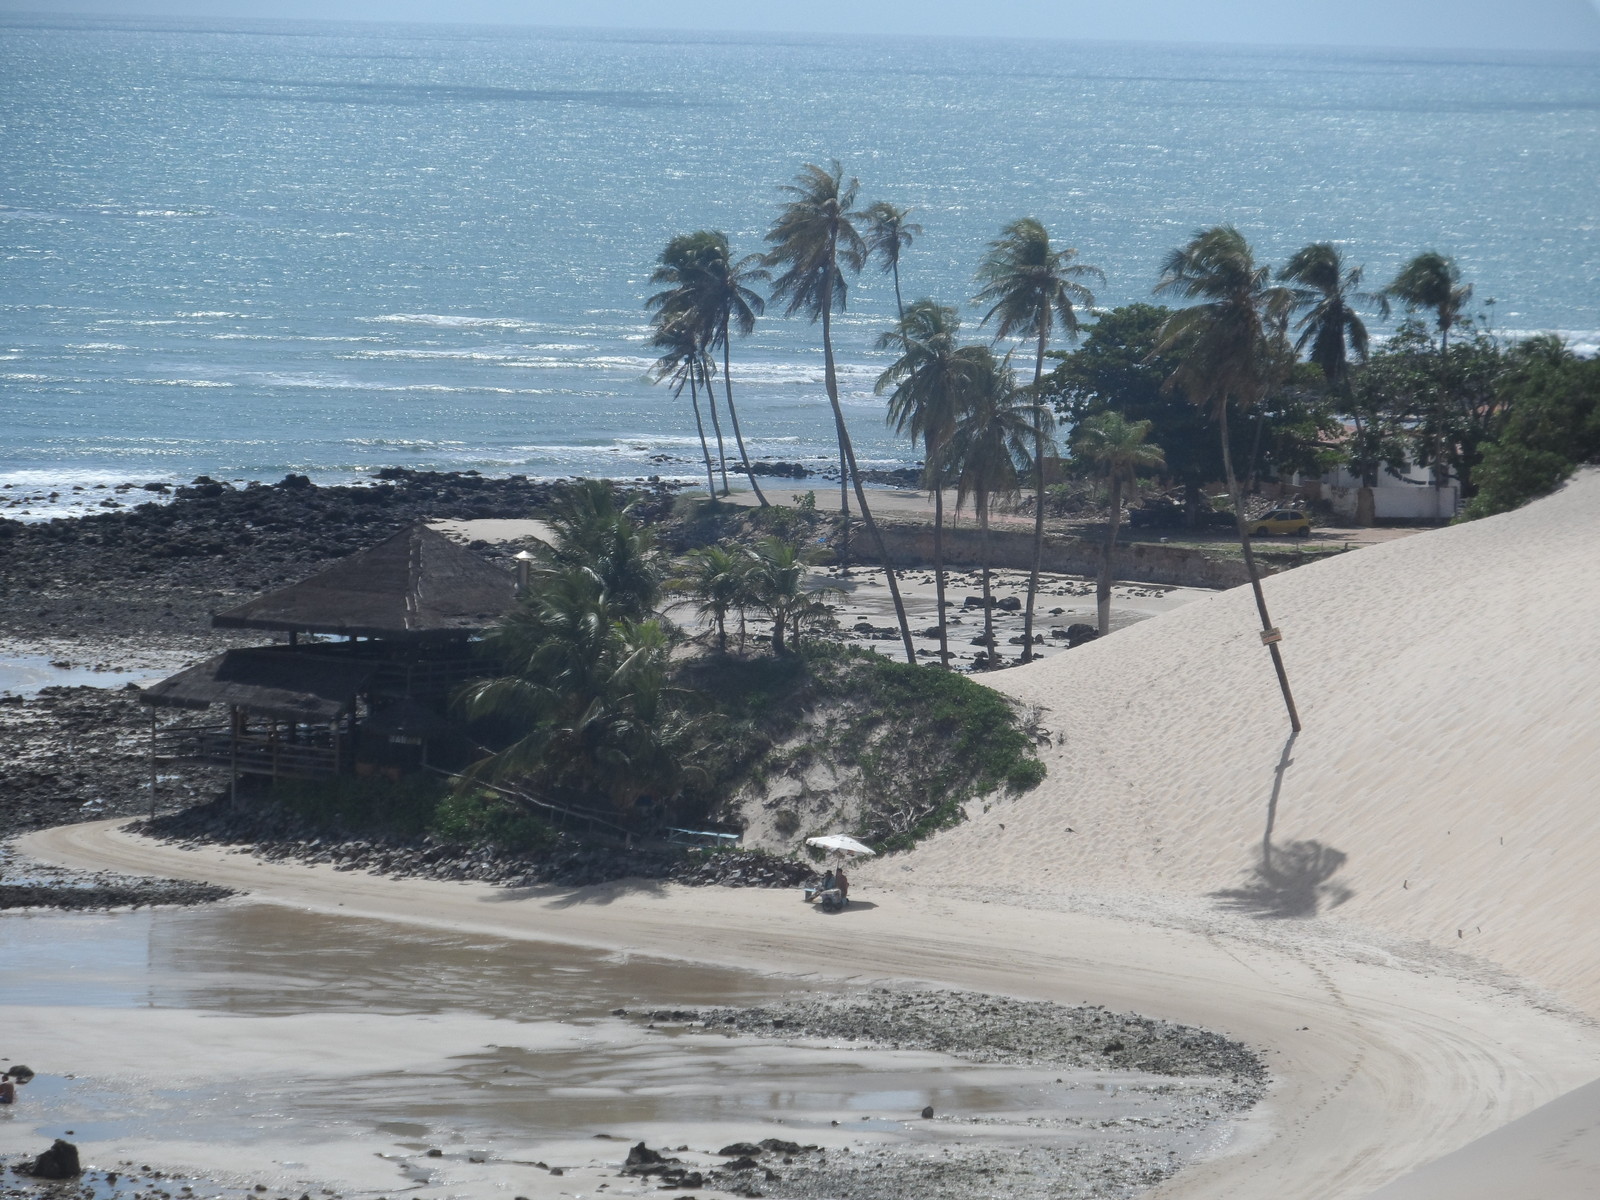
126 378 235 388
497 355 658 372
66 343 134 351
361 313 547 332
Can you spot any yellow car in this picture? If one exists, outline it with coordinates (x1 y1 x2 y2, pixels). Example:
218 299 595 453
1251 509 1312 537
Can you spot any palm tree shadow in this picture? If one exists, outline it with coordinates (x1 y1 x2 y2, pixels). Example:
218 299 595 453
481 878 671 909
1210 731 1355 919
1212 839 1354 919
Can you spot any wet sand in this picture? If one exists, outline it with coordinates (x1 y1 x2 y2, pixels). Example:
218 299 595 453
1 901 1250 1200
17 818 1600 1200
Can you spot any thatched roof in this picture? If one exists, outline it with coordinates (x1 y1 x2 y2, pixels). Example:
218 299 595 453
142 648 376 722
212 524 515 641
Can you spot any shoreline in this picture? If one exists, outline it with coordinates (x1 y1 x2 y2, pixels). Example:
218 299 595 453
13 817 1600 1200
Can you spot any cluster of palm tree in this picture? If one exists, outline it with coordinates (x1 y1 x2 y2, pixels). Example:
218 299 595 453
649 167 1108 671
679 537 840 656
648 158 1479 721
457 482 700 814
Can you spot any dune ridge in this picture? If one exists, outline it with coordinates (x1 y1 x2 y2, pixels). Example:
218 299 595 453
886 468 1600 1012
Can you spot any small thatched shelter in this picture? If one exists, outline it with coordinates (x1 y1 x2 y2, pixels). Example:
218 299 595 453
144 523 517 786
212 523 515 642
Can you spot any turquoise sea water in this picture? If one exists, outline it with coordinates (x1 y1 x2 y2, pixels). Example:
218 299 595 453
2 15 1597 494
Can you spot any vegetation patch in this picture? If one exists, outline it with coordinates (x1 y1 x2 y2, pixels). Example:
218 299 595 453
679 644 1044 853
270 774 555 855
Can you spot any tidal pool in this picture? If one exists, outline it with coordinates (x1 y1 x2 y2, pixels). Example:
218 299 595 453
0 902 1250 1199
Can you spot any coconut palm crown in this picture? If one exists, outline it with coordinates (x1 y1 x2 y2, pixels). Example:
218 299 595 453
1278 242 1370 390
1379 250 1472 350
1154 225 1294 413
1154 224 1301 732
651 231 773 504
863 201 923 322
876 298 985 668
933 348 1034 667
763 160 915 663
973 217 1101 663
1070 411 1165 635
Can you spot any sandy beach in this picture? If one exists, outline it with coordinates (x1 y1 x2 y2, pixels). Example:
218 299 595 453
7 470 1600 1198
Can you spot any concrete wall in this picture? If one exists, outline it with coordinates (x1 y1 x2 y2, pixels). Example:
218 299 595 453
1324 483 1459 522
848 524 1263 590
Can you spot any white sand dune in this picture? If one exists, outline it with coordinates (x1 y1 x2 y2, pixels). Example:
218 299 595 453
897 467 1600 1014
15 471 1600 1198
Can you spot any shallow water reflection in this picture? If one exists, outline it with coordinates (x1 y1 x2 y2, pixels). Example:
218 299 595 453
2 903 1208 1187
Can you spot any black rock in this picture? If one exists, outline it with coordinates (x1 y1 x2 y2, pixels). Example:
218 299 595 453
25 1139 81 1179
718 1143 762 1157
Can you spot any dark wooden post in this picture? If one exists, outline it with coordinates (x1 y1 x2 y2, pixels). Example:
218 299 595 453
148 709 158 819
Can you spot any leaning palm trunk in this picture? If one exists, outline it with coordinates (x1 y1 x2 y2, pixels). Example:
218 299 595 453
702 360 731 495
1097 476 1122 635
1433 324 1451 490
1021 329 1049 662
820 248 915 664
721 331 767 505
1218 404 1302 733
929 441 950 668
688 371 717 498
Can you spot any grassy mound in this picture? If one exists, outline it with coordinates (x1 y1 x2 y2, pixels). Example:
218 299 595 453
680 645 1045 853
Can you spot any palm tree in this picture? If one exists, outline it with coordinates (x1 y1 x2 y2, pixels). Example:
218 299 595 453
1071 412 1164 635
537 478 661 620
1279 243 1370 389
1380 251 1473 489
973 218 1102 662
460 567 698 815
1155 224 1301 732
863 201 923 323
654 231 773 505
678 543 748 654
649 315 718 499
876 298 984 668
647 232 734 495
764 160 916 663
934 348 1031 667
1279 242 1374 521
742 536 839 655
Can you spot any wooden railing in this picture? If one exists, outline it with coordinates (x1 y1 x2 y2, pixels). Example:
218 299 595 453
156 724 338 780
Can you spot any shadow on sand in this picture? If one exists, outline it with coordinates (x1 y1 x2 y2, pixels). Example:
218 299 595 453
809 899 879 915
480 877 671 908
1210 731 1355 919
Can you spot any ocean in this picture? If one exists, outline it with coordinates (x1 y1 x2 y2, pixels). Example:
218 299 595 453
2 14 1597 508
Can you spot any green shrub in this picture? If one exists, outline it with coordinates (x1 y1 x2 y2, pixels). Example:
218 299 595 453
269 775 552 853
432 790 555 853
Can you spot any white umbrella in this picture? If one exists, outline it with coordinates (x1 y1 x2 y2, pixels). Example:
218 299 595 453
804 834 876 857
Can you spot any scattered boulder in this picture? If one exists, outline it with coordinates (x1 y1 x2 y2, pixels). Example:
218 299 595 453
995 596 1021 611
1065 623 1100 648
24 1139 81 1179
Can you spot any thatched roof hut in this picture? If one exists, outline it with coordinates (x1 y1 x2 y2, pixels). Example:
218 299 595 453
212 523 515 642
141 648 375 722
